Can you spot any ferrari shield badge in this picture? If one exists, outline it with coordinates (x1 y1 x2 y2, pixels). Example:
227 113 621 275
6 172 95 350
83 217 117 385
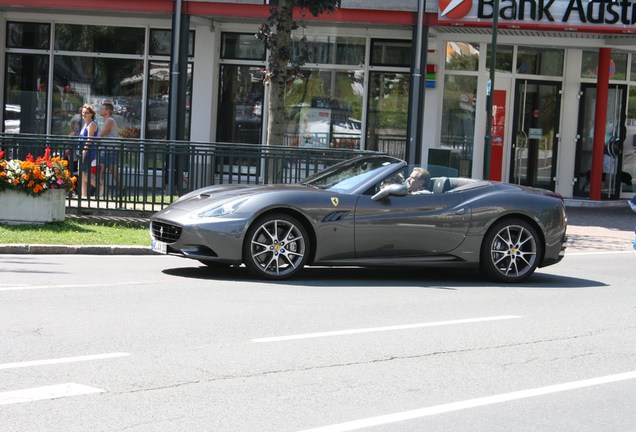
331 197 339 207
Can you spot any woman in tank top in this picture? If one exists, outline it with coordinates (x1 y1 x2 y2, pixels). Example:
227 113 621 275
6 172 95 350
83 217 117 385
79 104 98 198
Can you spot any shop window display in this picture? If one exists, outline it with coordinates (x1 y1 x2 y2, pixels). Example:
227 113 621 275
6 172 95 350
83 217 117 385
365 72 409 157
3 21 192 141
486 44 513 73
371 39 411 67
218 33 376 151
440 74 477 177
51 56 144 138
625 85 636 192
285 69 364 150
517 47 564 76
445 42 480 72
582 50 627 80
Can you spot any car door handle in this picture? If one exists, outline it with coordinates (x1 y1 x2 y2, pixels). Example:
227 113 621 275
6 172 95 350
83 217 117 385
455 207 467 215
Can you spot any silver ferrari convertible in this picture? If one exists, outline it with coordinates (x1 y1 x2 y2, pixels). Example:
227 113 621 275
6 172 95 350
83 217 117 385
150 155 567 282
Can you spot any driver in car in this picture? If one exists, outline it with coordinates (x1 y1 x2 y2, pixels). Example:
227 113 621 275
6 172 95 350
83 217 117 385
406 167 431 194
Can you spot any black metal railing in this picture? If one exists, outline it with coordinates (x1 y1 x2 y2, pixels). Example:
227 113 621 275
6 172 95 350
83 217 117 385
0 133 379 214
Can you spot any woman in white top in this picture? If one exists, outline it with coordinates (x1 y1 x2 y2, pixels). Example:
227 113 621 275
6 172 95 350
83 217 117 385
98 100 121 196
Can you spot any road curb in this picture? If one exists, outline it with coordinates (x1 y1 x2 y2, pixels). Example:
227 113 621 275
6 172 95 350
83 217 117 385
0 244 153 255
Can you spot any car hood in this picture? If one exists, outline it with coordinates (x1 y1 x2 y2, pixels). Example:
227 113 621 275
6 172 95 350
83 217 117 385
153 183 319 216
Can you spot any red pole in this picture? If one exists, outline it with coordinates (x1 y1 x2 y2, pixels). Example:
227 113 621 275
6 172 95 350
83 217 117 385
590 48 611 200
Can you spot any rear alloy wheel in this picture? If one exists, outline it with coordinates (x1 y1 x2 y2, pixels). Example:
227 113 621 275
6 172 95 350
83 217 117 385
243 214 310 280
480 218 542 283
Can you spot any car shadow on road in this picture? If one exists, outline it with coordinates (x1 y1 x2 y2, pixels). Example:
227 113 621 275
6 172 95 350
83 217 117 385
161 265 606 289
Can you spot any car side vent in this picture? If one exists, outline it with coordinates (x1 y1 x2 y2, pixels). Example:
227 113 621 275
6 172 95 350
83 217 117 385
151 221 182 243
322 211 349 222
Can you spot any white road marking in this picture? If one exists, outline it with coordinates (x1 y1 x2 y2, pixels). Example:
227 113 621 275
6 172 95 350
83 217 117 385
297 370 636 432
250 316 521 343
0 352 131 370
0 383 104 406
0 281 154 292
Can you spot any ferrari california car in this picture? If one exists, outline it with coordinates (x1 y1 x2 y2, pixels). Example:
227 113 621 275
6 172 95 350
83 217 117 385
150 155 567 282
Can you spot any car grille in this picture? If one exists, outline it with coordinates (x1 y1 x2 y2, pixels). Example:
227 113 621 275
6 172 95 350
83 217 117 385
151 221 182 243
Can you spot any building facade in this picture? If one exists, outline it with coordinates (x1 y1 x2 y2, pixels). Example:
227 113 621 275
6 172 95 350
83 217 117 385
1 0 634 200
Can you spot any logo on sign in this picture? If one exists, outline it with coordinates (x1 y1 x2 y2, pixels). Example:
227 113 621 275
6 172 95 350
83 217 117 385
439 0 473 19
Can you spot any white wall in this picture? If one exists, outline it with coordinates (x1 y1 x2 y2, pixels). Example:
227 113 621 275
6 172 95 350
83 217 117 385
190 21 216 142
558 49 583 198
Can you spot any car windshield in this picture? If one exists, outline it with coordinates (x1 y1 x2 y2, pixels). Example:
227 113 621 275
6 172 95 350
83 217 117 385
302 156 401 193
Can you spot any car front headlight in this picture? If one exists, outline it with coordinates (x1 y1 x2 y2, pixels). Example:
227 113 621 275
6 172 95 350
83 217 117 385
198 197 248 218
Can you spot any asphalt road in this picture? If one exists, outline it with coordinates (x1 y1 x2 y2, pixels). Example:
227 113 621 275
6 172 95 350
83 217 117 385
1 248 635 431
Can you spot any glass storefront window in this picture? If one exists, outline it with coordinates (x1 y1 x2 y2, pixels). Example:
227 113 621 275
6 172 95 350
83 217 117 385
51 56 144 137
221 33 266 60
297 35 365 65
486 44 513 73
3 53 49 134
6 22 50 49
149 29 195 57
625 85 636 192
145 61 192 141
55 24 144 55
217 65 265 144
582 50 627 80
631 56 636 81
218 33 266 144
445 42 480 72
628 86 636 126
516 47 564 76
365 72 409 157
285 69 364 150
371 40 411 67
440 75 477 177
4 22 195 141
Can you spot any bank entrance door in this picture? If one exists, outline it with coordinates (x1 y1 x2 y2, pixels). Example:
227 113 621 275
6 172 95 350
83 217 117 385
509 80 561 190
573 84 626 199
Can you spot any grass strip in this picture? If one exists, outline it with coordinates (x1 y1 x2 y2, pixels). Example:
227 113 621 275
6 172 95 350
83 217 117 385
0 220 150 246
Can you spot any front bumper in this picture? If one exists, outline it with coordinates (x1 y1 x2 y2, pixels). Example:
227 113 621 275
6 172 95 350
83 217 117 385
150 212 247 264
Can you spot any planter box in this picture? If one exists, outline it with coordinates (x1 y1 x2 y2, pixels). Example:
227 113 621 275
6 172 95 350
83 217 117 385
0 189 66 224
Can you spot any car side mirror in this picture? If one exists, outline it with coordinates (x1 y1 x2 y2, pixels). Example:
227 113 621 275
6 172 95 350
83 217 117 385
372 183 408 201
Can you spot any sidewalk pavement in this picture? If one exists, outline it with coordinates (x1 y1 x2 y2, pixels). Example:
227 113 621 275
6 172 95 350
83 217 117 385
563 200 635 253
1 200 634 255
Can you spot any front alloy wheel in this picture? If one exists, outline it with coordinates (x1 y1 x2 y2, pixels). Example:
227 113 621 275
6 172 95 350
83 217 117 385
480 218 542 283
243 214 310 280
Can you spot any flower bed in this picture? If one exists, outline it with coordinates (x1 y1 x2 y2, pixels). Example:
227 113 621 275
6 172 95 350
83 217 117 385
0 148 76 224
0 147 76 195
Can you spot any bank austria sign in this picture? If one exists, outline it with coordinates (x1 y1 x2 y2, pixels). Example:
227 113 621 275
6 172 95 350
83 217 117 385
437 0 636 30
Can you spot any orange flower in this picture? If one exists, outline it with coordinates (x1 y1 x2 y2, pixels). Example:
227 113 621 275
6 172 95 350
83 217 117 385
1 148 76 194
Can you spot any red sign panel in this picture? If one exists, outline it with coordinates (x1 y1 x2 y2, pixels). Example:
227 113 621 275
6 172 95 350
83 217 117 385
489 90 506 181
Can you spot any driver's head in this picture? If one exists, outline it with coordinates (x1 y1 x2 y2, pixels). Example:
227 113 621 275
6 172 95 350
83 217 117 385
407 167 431 192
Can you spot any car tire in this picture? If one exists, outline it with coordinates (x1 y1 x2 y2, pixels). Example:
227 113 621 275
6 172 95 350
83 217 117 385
480 218 542 283
243 213 310 280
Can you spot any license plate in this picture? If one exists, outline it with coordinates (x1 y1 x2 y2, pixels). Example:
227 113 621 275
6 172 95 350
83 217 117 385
151 239 167 254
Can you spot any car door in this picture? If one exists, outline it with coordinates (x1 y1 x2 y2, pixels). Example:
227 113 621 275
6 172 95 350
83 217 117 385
353 191 471 258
